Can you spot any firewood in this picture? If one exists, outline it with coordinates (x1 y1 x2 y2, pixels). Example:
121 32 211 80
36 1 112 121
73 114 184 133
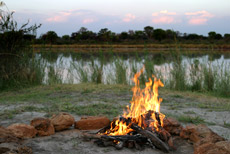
115 141 124 150
134 141 142 150
101 135 147 143
130 123 170 153
127 141 134 148
96 125 111 134
82 133 101 140
167 136 175 149
103 140 114 147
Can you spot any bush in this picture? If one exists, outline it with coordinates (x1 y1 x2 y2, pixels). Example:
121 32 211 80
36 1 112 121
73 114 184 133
0 2 41 90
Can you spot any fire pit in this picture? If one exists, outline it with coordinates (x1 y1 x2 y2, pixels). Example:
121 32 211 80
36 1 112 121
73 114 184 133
84 67 176 152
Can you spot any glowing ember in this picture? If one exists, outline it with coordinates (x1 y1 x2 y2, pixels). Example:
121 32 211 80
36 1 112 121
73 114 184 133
105 67 165 136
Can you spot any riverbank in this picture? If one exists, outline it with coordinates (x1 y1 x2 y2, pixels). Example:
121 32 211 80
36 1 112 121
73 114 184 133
32 44 230 53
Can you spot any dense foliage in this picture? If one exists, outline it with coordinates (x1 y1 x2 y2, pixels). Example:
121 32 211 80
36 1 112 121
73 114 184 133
36 26 230 44
0 1 41 90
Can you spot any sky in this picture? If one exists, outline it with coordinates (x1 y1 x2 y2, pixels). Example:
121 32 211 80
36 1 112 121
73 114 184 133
2 0 230 37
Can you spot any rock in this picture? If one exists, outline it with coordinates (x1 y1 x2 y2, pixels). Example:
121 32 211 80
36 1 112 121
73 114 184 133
194 141 230 154
51 113 75 131
75 116 110 130
163 117 183 135
0 143 17 154
30 117 55 136
7 124 37 139
215 141 230 153
0 126 19 143
180 124 228 154
17 146 33 154
180 124 225 144
0 143 32 154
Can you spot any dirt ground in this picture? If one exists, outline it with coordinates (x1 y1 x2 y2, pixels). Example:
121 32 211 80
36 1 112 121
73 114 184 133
0 84 230 153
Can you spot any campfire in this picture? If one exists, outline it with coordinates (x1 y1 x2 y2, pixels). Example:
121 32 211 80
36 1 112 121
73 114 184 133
91 67 174 152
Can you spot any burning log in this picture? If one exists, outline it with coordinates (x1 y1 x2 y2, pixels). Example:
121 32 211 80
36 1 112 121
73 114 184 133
130 123 170 153
115 141 124 150
87 133 149 150
101 134 147 143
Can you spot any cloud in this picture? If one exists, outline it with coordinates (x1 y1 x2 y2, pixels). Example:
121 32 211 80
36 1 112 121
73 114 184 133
152 16 175 24
123 13 136 22
46 11 72 22
45 10 92 23
185 10 214 25
82 18 95 24
159 10 177 16
152 10 177 24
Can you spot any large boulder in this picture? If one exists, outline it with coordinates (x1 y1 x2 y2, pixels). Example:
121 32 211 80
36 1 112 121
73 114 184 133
0 126 19 143
7 124 37 139
194 141 230 154
0 126 32 154
30 117 55 136
0 143 32 154
180 124 228 154
180 124 225 144
163 117 183 135
75 116 110 130
51 113 75 131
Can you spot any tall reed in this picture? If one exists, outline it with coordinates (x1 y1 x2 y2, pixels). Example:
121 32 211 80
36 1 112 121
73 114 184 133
114 58 127 85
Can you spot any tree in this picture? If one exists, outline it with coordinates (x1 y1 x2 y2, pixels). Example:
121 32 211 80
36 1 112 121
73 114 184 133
41 31 58 44
224 34 230 41
153 29 166 41
98 28 112 42
208 31 217 40
119 32 129 40
0 1 41 52
134 30 146 40
215 33 222 40
71 27 96 41
165 29 177 40
186 34 201 40
144 26 154 39
62 35 70 41
208 31 222 40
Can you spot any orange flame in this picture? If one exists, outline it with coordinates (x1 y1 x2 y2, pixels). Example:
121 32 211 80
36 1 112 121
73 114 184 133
105 67 165 135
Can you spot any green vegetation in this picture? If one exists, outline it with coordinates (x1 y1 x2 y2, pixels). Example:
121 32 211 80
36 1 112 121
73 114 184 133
0 84 131 119
0 2 42 90
1 84 229 126
35 26 230 45
177 115 205 124
224 122 230 128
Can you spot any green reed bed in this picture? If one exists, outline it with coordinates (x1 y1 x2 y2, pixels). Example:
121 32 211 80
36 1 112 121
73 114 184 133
2 49 230 98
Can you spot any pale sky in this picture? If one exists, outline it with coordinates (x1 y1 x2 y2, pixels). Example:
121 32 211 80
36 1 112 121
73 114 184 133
3 0 230 36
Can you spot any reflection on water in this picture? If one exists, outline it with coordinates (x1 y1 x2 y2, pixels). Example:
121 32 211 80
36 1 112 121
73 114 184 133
37 51 230 86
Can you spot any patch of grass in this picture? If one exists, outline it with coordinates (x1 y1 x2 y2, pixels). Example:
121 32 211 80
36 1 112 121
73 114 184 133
81 88 94 94
224 122 230 128
193 101 230 111
57 103 124 119
167 102 185 110
0 105 45 120
205 121 216 126
171 94 183 98
0 109 21 119
177 115 205 124
183 111 196 114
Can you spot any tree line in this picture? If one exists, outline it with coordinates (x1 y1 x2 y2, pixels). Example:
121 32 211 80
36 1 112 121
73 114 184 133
37 26 230 44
